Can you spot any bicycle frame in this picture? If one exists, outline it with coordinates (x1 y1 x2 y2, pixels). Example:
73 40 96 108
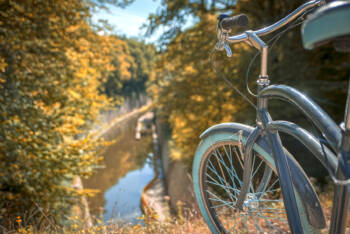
202 71 350 233
245 23 349 234
212 0 350 232
235 78 350 233
257 84 348 233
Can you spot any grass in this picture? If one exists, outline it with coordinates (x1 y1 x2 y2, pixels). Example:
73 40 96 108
2 183 348 234
3 207 211 234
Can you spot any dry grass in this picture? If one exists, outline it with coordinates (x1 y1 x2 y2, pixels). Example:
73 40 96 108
2 186 348 234
3 209 211 234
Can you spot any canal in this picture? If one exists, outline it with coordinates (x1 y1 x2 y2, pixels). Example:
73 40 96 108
83 112 155 225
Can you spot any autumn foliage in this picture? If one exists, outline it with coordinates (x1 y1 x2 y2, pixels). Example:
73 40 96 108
148 0 350 167
2 0 349 230
0 0 152 226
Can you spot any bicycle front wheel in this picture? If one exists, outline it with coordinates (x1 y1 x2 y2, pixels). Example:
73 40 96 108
192 126 317 233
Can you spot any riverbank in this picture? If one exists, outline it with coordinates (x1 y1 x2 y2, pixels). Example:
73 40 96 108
155 116 199 214
138 112 200 223
71 103 154 227
83 104 156 225
139 111 170 222
74 103 197 227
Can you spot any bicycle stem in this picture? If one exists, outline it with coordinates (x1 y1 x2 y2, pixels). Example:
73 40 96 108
244 31 270 112
216 0 326 96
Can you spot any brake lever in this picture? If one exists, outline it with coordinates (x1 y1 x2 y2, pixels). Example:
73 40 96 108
223 42 232 57
215 41 232 57
215 32 232 57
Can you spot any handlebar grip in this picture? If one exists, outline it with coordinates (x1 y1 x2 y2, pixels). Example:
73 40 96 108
219 14 249 31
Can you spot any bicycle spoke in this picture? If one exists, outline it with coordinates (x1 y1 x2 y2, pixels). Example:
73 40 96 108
251 159 263 180
210 200 235 209
210 150 242 188
213 147 240 185
264 177 280 194
232 145 244 169
205 173 237 200
198 140 293 233
254 187 281 195
207 158 238 191
205 178 239 199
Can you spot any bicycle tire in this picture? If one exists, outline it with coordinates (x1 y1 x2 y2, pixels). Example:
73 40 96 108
192 127 319 233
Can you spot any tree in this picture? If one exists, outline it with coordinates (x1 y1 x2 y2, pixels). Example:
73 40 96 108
148 0 350 170
102 37 156 101
0 0 120 226
146 0 238 44
148 14 251 165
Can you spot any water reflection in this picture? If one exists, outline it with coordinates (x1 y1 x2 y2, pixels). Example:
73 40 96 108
104 156 154 223
83 113 155 224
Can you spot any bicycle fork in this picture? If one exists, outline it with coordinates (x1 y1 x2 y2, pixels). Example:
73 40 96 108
235 30 304 233
260 109 304 234
235 110 305 234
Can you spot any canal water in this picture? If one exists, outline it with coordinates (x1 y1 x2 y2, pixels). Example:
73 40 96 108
83 112 155 225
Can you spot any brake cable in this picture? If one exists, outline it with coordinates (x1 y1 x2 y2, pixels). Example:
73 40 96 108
245 15 310 97
209 48 257 110
210 8 314 106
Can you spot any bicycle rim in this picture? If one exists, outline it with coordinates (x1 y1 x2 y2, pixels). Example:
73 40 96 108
193 129 319 233
202 141 289 233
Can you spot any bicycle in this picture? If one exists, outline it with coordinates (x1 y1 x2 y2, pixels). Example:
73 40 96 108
192 0 350 233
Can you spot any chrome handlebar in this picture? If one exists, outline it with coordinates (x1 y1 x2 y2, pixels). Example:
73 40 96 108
221 0 325 45
215 0 325 79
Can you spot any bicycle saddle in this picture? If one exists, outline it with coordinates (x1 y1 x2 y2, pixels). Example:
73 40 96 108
302 1 350 51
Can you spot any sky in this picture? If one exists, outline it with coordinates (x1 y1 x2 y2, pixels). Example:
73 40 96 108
92 0 161 42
